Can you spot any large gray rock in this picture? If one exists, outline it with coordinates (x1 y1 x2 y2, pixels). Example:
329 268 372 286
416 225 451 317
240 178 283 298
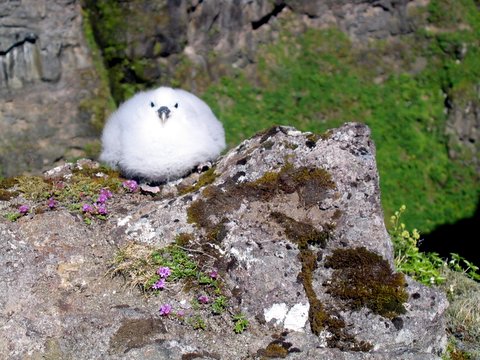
0 0 109 177
0 123 448 359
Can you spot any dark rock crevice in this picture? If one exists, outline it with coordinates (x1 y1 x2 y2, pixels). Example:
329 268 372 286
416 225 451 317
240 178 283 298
0 33 37 56
251 3 286 30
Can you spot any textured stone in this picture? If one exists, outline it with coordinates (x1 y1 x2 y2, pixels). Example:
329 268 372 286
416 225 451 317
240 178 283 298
0 0 108 177
0 124 448 359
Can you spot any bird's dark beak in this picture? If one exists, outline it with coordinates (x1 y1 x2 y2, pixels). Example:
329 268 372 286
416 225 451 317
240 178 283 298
157 106 171 125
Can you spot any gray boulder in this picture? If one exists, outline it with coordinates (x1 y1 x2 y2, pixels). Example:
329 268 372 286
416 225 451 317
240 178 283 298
0 123 448 359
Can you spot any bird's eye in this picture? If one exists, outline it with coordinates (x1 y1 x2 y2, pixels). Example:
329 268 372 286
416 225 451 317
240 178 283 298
174 103 179 108
150 102 155 108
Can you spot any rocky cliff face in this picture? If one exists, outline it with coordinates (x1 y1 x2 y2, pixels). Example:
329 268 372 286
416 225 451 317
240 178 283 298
0 0 109 177
0 124 447 359
85 0 419 100
1 0 476 181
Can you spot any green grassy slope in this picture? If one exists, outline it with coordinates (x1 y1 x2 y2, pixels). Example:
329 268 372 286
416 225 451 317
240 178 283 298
202 0 480 234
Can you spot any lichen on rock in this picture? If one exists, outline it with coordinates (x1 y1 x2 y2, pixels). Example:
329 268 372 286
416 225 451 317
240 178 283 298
0 123 448 359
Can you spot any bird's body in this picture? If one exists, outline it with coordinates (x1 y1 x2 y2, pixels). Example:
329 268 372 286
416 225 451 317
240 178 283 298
99 87 225 182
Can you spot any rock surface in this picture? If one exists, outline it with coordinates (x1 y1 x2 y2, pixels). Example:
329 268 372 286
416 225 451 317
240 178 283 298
0 123 448 359
85 0 421 99
0 0 108 177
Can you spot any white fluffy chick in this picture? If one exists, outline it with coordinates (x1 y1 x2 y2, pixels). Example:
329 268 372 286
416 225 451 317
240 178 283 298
99 86 226 182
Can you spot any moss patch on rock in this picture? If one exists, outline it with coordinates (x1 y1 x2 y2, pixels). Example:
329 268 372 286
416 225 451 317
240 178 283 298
270 211 371 351
325 247 408 319
187 162 335 231
177 167 218 195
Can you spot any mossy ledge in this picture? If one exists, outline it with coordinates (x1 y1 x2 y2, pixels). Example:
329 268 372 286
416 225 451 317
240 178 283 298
325 247 408 319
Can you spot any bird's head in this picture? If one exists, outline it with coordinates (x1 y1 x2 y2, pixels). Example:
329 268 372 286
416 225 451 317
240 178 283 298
148 87 180 126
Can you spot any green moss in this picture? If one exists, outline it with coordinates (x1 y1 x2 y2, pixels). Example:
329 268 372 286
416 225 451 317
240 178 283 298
325 247 408 319
178 167 218 195
0 177 18 189
298 249 330 335
270 212 332 249
269 210 373 349
306 133 321 145
175 233 195 247
80 8 116 131
259 342 289 358
56 165 122 203
0 177 19 200
187 163 335 231
0 189 16 201
271 210 333 335
0 162 125 224
15 176 51 200
206 220 228 244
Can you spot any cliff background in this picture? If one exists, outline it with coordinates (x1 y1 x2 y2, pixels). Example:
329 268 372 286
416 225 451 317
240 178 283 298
0 0 479 262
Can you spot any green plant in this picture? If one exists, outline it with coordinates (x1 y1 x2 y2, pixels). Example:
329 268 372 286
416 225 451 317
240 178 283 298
189 315 207 330
449 254 480 282
4 212 22 222
390 205 480 285
200 7 480 235
232 313 249 334
110 239 251 334
389 205 446 285
211 295 228 315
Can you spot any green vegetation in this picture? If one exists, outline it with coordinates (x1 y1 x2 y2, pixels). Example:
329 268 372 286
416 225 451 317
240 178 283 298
108 239 250 333
80 8 116 133
232 313 249 334
391 206 480 359
390 205 446 285
390 205 480 285
0 163 123 223
201 0 480 234
83 0 164 103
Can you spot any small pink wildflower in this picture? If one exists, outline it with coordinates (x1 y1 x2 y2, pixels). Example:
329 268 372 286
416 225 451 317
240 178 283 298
152 279 165 290
97 194 108 204
97 188 112 203
100 188 112 198
176 310 185 317
198 295 209 304
122 179 138 192
18 205 29 215
156 266 171 278
47 197 57 209
159 304 172 316
209 269 218 279
82 204 94 213
96 204 108 215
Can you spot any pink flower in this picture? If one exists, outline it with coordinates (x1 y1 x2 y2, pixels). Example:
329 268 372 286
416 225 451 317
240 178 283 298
47 197 57 209
152 279 165 290
156 266 171 278
97 189 112 203
159 304 172 316
82 204 94 213
122 180 138 192
97 205 108 215
209 269 218 279
18 205 29 215
198 295 209 304
96 204 108 215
